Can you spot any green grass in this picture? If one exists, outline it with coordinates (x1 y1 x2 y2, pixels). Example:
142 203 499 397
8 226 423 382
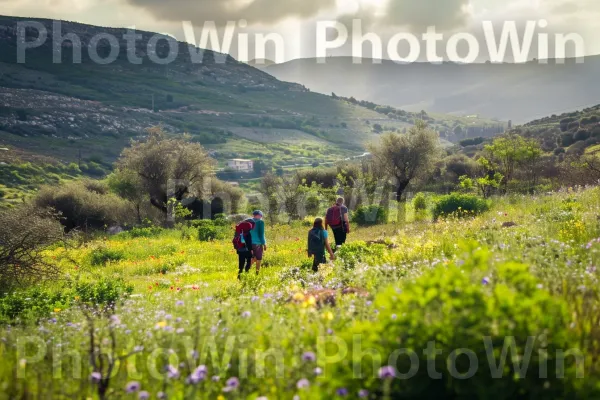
1 188 600 397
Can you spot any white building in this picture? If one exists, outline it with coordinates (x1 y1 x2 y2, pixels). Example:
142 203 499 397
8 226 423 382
227 159 254 172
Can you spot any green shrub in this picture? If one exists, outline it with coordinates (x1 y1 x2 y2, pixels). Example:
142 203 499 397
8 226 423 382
74 278 133 306
0 286 71 323
334 248 581 398
88 246 125 266
121 226 164 238
433 193 490 220
336 241 386 269
198 224 219 242
353 205 388 226
412 192 428 211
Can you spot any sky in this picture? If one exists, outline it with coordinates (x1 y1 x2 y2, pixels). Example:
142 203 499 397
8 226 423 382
1 0 598 62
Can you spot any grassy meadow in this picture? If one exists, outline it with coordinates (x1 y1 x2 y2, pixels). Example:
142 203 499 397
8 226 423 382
1 187 599 399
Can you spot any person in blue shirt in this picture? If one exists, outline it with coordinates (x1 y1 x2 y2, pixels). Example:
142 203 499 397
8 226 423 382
250 210 267 275
307 217 335 272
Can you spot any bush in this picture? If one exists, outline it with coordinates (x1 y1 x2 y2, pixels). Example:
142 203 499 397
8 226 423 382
336 249 580 399
194 220 228 241
432 193 490 220
34 180 134 231
120 226 163 238
74 278 133 307
353 205 388 226
0 207 65 291
412 193 428 211
336 241 387 269
0 286 72 323
88 246 125 266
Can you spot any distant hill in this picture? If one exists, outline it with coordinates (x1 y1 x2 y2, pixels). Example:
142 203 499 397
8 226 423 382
246 59 277 69
509 104 600 155
265 56 600 123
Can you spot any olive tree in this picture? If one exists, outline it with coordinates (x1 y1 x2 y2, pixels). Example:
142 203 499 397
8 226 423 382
116 127 214 215
368 121 441 201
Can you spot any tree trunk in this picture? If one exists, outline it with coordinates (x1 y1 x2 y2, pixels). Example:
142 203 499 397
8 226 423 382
395 179 410 202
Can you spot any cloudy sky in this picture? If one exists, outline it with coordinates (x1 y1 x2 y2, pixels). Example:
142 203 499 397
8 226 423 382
2 0 598 62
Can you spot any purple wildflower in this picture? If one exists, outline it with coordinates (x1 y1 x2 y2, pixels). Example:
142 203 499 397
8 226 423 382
187 365 207 384
482 276 490 285
176 300 184 306
167 365 180 379
157 392 166 399
314 367 323 376
302 351 316 362
212 375 220 382
222 377 240 392
296 378 310 389
125 381 141 393
138 391 150 400
90 371 102 384
336 388 348 396
378 366 396 379
241 311 251 318
358 389 369 398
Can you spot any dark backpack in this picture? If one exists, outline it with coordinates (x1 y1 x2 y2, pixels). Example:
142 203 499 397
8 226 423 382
326 205 343 228
307 228 325 255
233 219 255 251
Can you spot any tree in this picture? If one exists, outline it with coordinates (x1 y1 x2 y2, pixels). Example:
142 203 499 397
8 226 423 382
368 121 441 201
0 207 65 290
483 134 541 191
107 169 146 224
116 127 214 215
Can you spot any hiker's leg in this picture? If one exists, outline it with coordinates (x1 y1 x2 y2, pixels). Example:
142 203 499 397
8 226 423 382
332 228 343 251
244 254 252 272
253 245 264 274
312 255 319 272
238 253 245 279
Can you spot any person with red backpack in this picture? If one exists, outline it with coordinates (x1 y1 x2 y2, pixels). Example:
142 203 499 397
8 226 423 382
233 218 255 279
325 197 350 251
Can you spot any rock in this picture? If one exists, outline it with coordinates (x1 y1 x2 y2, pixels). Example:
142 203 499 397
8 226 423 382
502 221 517 228
107 226 124 235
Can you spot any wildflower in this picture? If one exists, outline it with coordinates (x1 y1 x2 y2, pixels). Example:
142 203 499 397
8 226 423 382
125 381 141 393
257 397 268 400
302 351 316 362
481 277 490 285
222 377 240 392
378 366 396 379
391 314 397 320
241 311 251 318
138 391 150 400
323 311 334 321
156 321 167 329
293 292 305 301
176 300 184 306
251 296 259 302
336 388 348 396
90 371 102 383
167 365 180 379
314 367 323 375
212 375 220 382
296 378 310 389
110 315 121 325
187 365 207 384
358 389 369 398
176 328 184 334
157 392 166 399
53 308 61 313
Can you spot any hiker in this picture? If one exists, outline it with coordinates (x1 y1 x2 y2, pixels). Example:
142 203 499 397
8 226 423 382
233 219 255 279
307 217 336 272
250 210 267 274
325 197 350 251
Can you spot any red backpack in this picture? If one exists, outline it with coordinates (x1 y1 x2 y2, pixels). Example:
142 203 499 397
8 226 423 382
326 205 342 228
232 219 255 250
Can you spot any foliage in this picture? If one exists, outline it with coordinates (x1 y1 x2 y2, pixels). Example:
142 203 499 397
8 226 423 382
353 205 388 226
73 278 133 307
116 127 214 214
433 193 490 220
336 241 387 269
34 180 134 231
88 246 126 266
0 207 65 290
339 248 580 399
412 192 428 211
368 121 441 200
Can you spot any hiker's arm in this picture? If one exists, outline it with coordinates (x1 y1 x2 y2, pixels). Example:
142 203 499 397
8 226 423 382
259 221 267 249
344 213 350 233
325 239 336 260
324 217 329 230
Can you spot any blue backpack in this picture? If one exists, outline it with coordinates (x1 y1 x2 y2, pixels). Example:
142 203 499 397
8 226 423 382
307 228 325 255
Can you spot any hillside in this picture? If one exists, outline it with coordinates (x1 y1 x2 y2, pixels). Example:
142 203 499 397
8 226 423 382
509 104 600 155
264 56 600 123
0 16 501 206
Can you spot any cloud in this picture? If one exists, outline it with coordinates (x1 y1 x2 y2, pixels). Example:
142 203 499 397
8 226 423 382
383 0 471 30
123 0 337 25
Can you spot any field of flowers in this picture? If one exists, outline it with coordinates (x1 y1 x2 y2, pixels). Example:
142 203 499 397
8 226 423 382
1 188 600 399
